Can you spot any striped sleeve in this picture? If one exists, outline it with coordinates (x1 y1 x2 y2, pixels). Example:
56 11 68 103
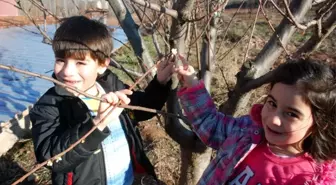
178 81 240 150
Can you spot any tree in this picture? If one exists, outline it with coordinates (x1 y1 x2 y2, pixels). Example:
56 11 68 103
1 0 335 184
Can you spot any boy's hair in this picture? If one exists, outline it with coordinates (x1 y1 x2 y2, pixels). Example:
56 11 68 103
270 58 336 162
52 16 113 65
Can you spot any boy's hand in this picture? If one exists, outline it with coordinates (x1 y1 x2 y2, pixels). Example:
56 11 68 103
156 55 175 85
175 65 199 88
93 89 132 131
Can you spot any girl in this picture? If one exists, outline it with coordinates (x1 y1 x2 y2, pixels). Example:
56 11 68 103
175 58 336 185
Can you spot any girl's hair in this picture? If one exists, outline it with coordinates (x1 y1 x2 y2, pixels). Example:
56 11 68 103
52 16 113 65
270 58 336 162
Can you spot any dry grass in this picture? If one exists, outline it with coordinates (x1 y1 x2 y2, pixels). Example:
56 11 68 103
0 140 51 185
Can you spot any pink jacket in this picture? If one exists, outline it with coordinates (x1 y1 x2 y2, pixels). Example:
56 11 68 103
178 81 336 185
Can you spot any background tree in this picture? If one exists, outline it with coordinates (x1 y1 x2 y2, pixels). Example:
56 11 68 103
0 0 335 184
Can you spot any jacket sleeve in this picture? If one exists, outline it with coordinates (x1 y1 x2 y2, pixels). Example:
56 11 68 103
177 81 249 150
30 95 110 173
129 75 172 122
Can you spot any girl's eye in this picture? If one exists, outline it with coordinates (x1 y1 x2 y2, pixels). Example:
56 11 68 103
286 112 298 118
267 100 276 108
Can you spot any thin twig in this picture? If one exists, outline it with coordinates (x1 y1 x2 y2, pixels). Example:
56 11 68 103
217 24 253 61
71 0 80 13
216 0 246 55
189 1 228 46
218 65 230 90
0 64 180 119
26 0 60 21
130 0 178 19
16 1 52 44
244 3 260 63
282 0 310 30
0 19 40 34
259 0 290 56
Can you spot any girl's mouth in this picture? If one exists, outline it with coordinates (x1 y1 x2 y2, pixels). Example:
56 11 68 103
267 126 282 135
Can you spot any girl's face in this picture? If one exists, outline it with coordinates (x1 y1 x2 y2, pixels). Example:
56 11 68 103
261 83 314 146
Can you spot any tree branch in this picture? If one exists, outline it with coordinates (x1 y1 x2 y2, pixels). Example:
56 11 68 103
0 64 179 119
26 0 60 21
16 0 52 44
259 0 290 56
243 3 261 63
216 0 246 55
130 0 178 19
295 6 336 56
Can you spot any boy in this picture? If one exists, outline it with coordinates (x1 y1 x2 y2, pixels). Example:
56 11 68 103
30 16 173 185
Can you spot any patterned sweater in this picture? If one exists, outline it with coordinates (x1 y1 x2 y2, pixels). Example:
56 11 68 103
177 81 336 185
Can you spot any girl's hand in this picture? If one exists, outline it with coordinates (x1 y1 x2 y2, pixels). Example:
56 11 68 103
156 55 175 85
175 64 199 88
93 89 132 131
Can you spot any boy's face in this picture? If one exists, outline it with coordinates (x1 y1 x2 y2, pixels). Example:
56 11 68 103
54 54 107 93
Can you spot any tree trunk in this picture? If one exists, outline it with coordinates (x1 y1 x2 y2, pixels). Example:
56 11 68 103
107 0 155 79
220 0 314 116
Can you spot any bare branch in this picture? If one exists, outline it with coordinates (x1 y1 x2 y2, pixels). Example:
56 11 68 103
259 0 290 56
130 0 178 19
109 58 143 78
0 0 16 7
71 0 80 12
16 0 52 44
243 3 261 63
0 64 179 119
217 24 253 61
26 0 60 21
295 6 336 56
0 19 40 34
216 0 246 55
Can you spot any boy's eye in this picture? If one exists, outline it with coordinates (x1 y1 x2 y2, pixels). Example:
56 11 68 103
55 59 64 63
77 61 87 65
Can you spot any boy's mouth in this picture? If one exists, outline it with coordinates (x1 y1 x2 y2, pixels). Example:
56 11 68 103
63 80 80 85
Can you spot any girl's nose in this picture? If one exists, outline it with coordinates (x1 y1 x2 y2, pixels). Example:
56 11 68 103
270 113 282 127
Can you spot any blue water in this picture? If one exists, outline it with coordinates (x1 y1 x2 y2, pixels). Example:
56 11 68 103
0 25 127 122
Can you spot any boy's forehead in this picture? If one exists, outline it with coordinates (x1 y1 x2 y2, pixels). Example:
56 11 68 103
55 55 96 62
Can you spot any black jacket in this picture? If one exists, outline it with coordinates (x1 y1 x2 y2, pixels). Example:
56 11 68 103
30 70 171 185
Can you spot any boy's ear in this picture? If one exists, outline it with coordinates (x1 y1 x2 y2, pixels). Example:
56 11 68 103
98 58 110 75
104 58 110 66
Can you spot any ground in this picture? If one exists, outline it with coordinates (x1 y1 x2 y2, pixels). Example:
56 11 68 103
1 7 336 185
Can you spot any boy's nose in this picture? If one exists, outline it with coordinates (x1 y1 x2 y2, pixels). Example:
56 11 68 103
62 63 75 76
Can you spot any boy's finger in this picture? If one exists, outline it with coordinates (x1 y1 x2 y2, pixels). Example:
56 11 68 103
105 92 119 104
119 89 133 95
115 91 131 104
